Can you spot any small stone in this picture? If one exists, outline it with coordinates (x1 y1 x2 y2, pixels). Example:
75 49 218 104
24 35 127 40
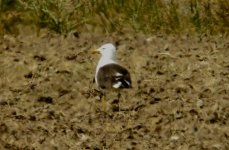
146 37 153 42
170 135 179 142
95 96 100 101
163 44 169 51
197 99 204 108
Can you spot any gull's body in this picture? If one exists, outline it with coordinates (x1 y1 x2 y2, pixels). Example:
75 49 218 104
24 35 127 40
95 43 132 89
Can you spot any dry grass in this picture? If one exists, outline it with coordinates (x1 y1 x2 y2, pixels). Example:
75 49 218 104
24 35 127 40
0 0 228 35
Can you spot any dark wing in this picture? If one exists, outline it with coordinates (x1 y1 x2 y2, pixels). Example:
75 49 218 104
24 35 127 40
97 64 132 89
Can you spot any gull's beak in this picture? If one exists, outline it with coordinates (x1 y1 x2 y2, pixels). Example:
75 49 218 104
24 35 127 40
91 48 100 54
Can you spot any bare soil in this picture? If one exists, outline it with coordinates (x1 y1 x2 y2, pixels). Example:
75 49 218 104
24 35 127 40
0 31 228 150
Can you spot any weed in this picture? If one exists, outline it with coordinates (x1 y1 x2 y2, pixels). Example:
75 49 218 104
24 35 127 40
0 0 228 35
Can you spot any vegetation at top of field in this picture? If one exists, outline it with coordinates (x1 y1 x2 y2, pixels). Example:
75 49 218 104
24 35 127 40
0 0 228 35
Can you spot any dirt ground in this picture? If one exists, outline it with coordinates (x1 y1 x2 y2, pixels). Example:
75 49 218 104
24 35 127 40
0 30 228 150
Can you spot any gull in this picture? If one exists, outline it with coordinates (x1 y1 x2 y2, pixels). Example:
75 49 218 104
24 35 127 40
93 43 132 111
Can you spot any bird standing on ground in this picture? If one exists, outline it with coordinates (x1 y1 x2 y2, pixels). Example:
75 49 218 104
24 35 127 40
93 43 132 111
